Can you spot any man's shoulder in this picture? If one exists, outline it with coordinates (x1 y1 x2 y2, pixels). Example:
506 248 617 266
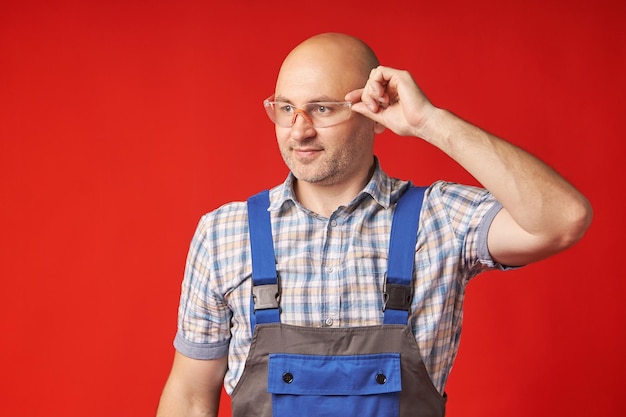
423 180 491 204
195 200 250 237
206 199 248 217
199 182 288 225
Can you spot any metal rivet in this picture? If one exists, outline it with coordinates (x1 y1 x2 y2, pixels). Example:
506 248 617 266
376 373 387 384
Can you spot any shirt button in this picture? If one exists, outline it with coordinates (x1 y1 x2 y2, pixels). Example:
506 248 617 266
326 267 334 273
325 318 334 326
330 220 337 227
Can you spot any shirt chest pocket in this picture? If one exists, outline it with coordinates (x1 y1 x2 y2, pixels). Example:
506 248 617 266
267 353 402 417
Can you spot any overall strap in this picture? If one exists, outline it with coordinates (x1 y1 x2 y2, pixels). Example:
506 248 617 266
247 186 427 331
247 190 280 334
383 186 427 325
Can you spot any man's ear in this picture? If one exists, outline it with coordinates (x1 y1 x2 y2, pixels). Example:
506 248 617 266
374 122 386 134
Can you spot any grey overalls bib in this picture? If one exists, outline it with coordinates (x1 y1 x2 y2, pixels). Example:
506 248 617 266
231 187 447 417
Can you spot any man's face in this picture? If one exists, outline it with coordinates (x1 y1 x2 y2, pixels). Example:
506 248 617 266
274 52 377 188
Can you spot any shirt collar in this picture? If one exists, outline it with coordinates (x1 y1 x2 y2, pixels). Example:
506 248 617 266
269 157 395 212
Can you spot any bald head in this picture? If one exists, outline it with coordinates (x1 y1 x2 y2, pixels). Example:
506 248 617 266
283 33 379 82
275 33 380 102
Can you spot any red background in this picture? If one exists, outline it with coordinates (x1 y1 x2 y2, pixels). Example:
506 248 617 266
1 0 624 416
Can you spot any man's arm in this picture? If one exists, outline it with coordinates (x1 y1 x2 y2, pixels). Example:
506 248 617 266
156 352 228 417
347 66 592 266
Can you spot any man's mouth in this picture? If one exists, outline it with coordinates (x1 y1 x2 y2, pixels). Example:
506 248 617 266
292 147 323 158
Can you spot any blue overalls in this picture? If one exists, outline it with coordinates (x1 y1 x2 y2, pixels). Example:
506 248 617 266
230 187 447 417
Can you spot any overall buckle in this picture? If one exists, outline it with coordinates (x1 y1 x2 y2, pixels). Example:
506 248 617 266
252 279 281 312
382 273 413 312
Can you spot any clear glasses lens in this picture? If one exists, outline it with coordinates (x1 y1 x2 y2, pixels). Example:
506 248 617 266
264 98 352 128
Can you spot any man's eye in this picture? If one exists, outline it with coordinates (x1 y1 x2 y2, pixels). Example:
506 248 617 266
278 104 294 113
314 104 334 115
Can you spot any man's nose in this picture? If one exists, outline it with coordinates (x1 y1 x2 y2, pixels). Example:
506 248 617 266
290 108 314 126
289 110 316 140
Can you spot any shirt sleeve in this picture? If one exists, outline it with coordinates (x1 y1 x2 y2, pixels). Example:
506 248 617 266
173 214 232 360
428 181 518 281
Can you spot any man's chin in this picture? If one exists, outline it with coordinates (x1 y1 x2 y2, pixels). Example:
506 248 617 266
291 167 331 185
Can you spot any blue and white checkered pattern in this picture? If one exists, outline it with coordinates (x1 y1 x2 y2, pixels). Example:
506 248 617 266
174 161 505 395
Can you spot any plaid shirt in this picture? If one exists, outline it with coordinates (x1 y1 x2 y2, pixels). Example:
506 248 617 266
174 161 505 395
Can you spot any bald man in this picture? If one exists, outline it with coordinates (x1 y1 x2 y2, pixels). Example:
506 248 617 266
156 33 591 417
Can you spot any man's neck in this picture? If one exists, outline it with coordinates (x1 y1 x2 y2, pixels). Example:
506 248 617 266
293 164 376 218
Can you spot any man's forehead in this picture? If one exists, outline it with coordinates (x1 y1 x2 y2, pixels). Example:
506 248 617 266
274 67 357 103
273 94 343 104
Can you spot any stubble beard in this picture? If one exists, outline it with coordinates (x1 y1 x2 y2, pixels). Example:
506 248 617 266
281 146 350 187
280 121 375 187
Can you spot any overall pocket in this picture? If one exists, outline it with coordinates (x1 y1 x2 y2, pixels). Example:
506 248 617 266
267 353 401 417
